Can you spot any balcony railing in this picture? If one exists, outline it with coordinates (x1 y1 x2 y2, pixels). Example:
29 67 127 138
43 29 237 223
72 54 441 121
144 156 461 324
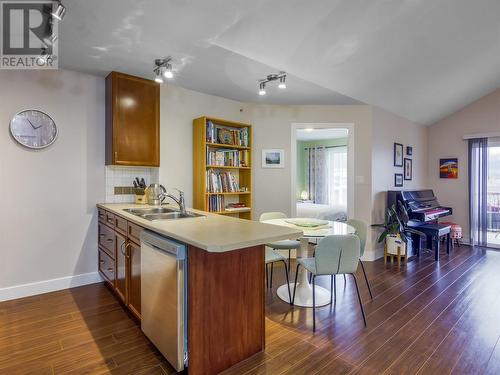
488 192 500 232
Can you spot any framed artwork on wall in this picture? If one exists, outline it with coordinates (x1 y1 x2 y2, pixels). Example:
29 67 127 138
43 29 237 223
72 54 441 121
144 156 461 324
394 143 403 167
395 173 403 187
404 158 412 180
406 146 413 156
440 158 458 178
262 149 284 168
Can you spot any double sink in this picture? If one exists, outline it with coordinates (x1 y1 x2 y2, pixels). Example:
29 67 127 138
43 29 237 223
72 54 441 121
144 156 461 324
124 207 203 221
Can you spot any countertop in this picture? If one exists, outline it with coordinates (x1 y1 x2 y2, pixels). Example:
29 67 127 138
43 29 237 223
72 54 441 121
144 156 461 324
97 203 303 253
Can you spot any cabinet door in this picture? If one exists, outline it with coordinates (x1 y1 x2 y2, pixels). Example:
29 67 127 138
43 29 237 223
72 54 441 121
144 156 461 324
128 240 141 319
107 72 160 166
115 232 128 304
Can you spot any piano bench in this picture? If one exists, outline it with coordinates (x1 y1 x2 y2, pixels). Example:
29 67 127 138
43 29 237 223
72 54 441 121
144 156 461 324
417 224 452 261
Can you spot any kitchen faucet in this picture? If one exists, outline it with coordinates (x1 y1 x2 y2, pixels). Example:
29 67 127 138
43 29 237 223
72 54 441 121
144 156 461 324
161 188 187 215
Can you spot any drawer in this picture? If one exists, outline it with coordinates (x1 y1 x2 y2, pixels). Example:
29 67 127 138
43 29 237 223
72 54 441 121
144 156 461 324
128 222 143 244
99 249 115 284
98 208 106 223
105 211 115 227
114 215 128 235
98 223 116 258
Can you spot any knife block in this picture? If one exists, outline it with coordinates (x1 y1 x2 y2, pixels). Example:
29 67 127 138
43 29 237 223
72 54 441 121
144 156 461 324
135 187 149 205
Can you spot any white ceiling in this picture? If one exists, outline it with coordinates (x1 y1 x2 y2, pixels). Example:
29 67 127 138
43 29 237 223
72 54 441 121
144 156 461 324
59 0 500 124
297 128 349 141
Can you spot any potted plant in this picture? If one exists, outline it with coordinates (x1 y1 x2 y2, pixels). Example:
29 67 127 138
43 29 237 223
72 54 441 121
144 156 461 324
373 204 424 261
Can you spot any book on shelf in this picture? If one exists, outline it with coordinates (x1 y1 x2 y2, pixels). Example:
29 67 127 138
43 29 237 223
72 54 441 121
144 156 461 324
206 149 250 167
206 120 249 147
206 170 241 193
225 203 249 212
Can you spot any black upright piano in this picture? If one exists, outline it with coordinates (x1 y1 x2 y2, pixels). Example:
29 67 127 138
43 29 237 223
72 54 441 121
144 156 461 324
387 189 453 261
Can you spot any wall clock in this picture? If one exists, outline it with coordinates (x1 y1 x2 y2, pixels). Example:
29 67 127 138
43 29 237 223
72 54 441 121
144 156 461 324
9 110 58 149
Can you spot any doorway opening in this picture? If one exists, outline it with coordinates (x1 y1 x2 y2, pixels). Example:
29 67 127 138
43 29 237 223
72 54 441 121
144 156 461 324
291 123 354 219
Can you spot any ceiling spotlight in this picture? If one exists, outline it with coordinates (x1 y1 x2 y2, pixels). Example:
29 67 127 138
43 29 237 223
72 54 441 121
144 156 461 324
52 1 67 21
305 128 314 132
278 76 286 89
36 48 49 65
258 82 266 96
164 63 173 79
154 68 164 84
257 71 286 96
154 58 174 84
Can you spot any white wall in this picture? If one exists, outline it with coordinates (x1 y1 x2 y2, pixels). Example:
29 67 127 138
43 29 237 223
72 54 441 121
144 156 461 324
159 85 249 205
371 106 429 257
428 89 500 242
0 70 105 295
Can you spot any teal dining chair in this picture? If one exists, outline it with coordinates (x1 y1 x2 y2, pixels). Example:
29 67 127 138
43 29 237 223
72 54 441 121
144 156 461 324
259 212 301 271
346 219 374 299
292 234 366 331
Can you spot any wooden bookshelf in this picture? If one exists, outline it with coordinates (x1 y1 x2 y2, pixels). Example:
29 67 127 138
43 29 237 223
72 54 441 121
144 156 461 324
193 116 253 220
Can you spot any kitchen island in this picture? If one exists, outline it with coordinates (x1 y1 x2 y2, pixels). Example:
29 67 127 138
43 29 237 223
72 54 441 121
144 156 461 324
96 203 302 375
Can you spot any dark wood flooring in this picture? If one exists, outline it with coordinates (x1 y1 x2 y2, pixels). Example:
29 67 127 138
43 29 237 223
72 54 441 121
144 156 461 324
2 245 500 374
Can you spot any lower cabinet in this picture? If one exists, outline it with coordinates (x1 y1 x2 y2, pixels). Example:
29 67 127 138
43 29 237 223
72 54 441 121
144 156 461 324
98 207 143 320
128 240 141 318
115 231 127 303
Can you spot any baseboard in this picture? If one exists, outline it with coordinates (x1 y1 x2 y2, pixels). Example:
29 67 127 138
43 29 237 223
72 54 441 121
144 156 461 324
0 272 103 302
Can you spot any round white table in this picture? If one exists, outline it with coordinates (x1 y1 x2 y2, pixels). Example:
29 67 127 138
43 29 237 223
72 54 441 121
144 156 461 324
263 218 355 308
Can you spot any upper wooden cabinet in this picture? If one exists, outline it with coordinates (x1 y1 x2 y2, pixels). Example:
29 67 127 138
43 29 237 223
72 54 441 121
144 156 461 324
105 71 160 166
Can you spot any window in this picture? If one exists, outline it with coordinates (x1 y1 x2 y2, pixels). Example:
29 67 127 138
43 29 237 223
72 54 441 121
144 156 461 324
488 139 500 246
325 146 347 206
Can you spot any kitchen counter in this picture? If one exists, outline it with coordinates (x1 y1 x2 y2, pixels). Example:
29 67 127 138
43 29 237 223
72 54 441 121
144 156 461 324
97 203 302 252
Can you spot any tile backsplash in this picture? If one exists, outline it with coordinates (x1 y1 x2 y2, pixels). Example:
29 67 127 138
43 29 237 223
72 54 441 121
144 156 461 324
105 166 160 203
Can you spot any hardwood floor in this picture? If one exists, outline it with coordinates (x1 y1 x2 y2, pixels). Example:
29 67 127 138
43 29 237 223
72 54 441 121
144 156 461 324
2 245 500 374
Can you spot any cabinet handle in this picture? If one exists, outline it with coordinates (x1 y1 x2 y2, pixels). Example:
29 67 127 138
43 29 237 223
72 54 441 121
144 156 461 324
125 242 131 258
120 241 127 256
99 234 105 237
106 238 113 243
99 259 105 264
107 268 114 273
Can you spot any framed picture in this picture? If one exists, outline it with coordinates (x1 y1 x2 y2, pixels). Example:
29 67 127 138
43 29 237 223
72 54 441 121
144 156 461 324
262 149 284 168
404 158 412 180
394 143 403 167
395 173 403 187
440 158 458 179
406 146 413 156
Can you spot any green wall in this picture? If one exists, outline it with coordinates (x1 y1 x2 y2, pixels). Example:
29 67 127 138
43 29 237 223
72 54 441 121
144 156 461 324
296 138 348 199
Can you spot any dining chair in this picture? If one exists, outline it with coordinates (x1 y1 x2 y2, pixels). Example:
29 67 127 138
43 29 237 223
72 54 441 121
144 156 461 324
259 212 301 271
265 248 292 303
292 234 366 331
346 219 374 299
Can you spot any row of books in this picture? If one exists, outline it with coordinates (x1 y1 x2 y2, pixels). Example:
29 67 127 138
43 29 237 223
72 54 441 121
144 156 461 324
207 195 225 212
206 121 249 147
206 196 249 213
206 149 250 167
206 170 240 193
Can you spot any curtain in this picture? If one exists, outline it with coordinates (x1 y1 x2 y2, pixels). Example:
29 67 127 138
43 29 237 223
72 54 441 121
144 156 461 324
325 146 348 206
306 146 347 205
469 138 488 246
307 147 327 204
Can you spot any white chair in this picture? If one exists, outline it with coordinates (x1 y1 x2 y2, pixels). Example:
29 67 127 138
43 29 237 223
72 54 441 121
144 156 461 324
259 212 301 271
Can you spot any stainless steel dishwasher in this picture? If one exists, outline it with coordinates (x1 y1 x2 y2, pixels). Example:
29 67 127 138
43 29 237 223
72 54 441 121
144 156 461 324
140 230 187 372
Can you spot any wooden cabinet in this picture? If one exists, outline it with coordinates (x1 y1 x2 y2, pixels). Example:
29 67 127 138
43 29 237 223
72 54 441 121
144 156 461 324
97 207 143 320
128 240 141 318
105 71 160 167
115 232 127 303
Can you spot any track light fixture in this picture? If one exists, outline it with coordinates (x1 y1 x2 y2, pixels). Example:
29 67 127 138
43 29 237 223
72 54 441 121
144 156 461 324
154 58 174 84
258 72 287 95
51 1 67 21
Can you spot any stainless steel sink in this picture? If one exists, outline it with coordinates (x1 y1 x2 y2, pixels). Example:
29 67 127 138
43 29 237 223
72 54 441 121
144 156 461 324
124 207 203 221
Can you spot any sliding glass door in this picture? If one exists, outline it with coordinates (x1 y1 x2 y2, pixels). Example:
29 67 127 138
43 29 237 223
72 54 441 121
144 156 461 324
487 139 500 247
